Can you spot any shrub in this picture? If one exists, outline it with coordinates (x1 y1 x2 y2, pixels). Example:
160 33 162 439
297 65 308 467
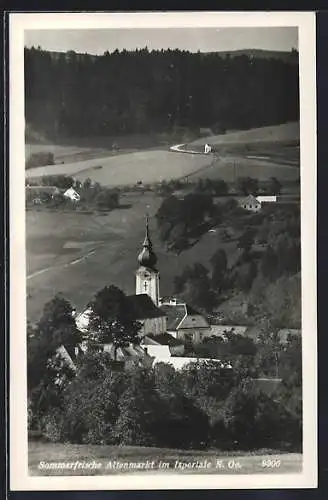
26 152 54 169
41 410 64 442
41 174 74 190
222 379 301 450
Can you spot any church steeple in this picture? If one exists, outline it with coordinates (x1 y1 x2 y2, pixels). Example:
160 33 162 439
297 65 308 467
137 214 157 270
136 214 160 306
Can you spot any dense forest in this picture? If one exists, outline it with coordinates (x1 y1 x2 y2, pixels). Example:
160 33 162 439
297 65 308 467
24 47 299 139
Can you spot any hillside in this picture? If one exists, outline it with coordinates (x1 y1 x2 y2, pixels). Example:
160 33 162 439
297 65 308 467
189 122 299 147
25 46 299 139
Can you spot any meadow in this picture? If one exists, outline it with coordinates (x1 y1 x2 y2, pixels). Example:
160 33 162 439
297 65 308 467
25 122 300 323
26 191 239 323
25 122 300 187
28 440 302 476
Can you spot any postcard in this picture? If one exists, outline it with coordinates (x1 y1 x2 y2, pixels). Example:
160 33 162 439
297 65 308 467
9 11 317 490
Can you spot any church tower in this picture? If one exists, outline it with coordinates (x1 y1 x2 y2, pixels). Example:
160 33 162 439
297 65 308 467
136 215 160 306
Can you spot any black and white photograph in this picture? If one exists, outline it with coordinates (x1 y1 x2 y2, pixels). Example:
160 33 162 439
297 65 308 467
9 12 317 490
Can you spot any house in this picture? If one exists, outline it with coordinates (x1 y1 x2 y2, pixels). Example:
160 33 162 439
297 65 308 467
208 325 249 340
152 355 232 372
238 194 261 212
26 185 61 204
102 342 154 369
252 377 282 396
74 340 154 370
255 195 277 204
142 333 185 356
159 299 211 344
277 328 301 345
49 344 77 386
63 187 80 201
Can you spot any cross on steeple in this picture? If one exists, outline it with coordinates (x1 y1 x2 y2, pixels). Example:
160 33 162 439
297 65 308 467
143 281 148 291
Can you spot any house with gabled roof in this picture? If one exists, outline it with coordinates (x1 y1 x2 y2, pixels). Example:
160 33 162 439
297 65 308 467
158 298 211 344
238 194 261 212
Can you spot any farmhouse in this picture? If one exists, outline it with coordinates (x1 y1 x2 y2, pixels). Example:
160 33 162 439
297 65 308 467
64 187 80 201
256 195 277 204
277 328 301 345
26 185 61 204
238 194 261 212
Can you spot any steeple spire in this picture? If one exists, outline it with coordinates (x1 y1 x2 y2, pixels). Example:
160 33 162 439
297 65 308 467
138 214 157 270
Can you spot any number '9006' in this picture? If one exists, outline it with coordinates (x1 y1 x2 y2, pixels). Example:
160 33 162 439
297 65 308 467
261 458 281 468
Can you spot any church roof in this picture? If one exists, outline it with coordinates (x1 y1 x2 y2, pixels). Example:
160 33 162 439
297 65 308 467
159 303 186 330
160 302 209 330
126 294 166 319
137 215 157 270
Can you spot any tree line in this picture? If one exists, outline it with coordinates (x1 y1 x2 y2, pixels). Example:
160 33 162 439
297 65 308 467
25 47 299 138
27 294 301 452
27 268 302 452
171 201 301 329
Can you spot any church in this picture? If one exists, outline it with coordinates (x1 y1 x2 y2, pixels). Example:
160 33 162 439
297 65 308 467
75 215 212 363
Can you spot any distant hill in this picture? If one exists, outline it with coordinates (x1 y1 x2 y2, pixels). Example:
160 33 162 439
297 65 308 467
189 122 300 147
204 48 299 64
27 47 298 63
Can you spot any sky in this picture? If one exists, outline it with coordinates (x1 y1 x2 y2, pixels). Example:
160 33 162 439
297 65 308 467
24 27 298 55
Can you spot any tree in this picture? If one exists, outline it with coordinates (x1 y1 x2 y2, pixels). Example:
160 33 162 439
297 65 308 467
95 189 120 210
59 365 125 444
25 47 299 138
180 278 216 313
28 294 80 390
174 262 216 312
234 260 258 291
237 228 255 257
154 363 210 449
26 152 54 169
167 223 188 253
87 285 142 360
267 177 282 195
237 177 259 196
212 179 229 196
27 295 80 425
210 248 228 290
156 195 183 241
223 378 299 450
112 367 162 446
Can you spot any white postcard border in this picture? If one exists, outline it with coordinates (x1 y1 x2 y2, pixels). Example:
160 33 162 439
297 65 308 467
9 11 317 490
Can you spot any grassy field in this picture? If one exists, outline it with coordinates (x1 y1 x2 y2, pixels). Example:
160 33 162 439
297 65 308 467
29 440 302 476
25 122 300 322
190 122 299 147
25 122 300 187
25 150 213 186
26 192 239 323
